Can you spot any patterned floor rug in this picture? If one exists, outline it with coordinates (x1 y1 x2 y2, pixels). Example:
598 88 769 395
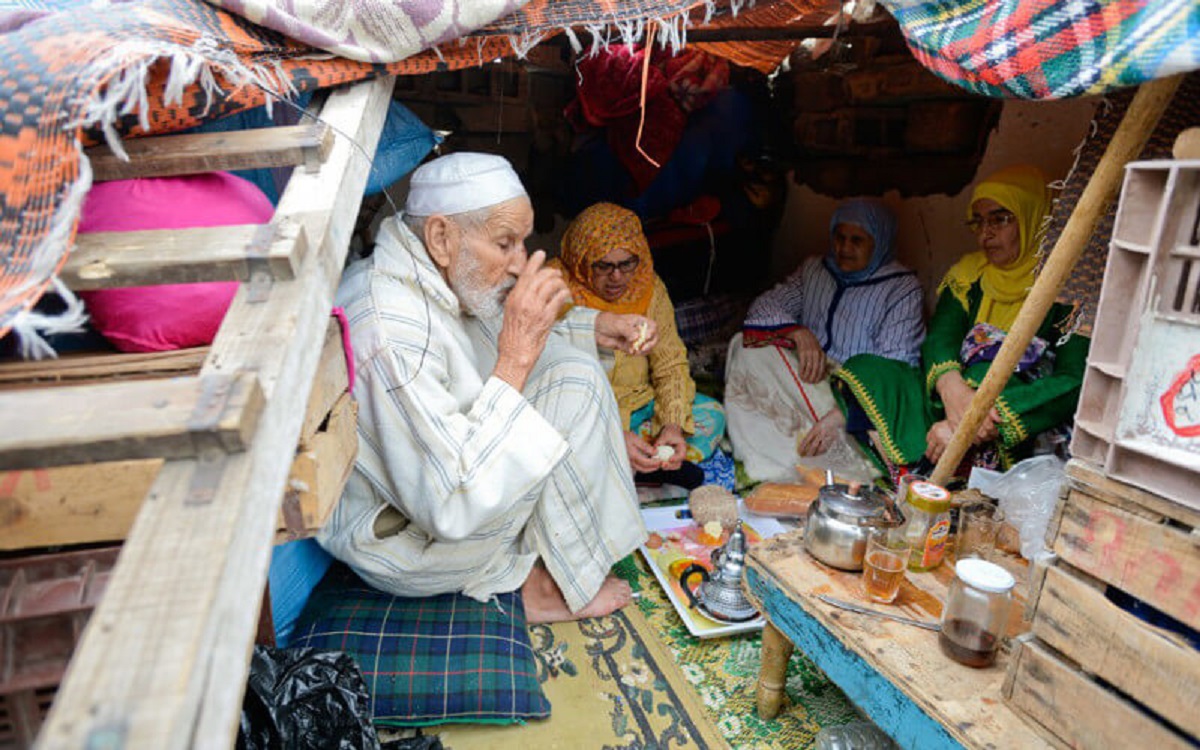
422 555 859 750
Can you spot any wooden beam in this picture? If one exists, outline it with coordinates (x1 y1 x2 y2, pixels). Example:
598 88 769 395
299 319 350 444
38 76 395 750
687 22 890 42
929 74 1184 486
0 372 263 470
0 348 207 391
62 220 307 290
87 122 333 181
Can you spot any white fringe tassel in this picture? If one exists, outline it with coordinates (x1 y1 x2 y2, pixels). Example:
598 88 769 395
10 277 90 361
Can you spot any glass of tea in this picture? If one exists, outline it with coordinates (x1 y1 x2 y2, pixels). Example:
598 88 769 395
861 529 911 604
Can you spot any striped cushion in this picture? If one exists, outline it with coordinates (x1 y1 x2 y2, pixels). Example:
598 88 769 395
290 563 550 727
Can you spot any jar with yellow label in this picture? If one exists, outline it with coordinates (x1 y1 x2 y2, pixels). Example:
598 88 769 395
900 480 952 571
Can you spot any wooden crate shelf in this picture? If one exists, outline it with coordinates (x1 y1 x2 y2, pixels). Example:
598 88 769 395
1003 459 1200 748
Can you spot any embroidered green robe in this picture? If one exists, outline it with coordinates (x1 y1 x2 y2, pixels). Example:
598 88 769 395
832 281 1089 470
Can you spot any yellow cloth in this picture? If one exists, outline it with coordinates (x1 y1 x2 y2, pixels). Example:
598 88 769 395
554 202 655 315
609 278 696 434
939 165 1049 330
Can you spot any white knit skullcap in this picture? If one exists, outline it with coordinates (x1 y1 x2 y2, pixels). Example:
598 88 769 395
404 152 527 216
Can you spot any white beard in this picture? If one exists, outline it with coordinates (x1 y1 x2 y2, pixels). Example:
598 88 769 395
448 243 513 319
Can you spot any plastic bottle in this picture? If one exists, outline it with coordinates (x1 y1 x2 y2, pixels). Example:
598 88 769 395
900 480 951 571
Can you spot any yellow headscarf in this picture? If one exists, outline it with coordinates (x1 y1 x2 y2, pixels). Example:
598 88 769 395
553 202 656 315
939 165 1049 330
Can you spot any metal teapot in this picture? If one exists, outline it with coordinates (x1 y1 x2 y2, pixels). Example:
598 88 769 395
678 520 759 622
804 471 904 571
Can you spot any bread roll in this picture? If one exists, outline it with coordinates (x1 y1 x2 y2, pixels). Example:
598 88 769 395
745 482 820 518
688 484 738 528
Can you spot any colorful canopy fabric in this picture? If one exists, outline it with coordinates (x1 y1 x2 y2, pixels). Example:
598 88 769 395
0 0 751 343
881 0 1200 99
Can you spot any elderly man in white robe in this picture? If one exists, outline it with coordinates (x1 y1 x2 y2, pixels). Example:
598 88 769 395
320 153 653 622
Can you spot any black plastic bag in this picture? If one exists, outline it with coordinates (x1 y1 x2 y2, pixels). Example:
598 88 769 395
237 646 380 750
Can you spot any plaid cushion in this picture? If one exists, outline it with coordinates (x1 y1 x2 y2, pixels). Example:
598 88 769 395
290 563 550 727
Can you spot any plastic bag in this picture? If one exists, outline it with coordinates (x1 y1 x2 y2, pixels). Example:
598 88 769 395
237 646 380 750
978 455 1066 560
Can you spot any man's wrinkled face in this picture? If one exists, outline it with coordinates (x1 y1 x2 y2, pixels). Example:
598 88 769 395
447 197 534 318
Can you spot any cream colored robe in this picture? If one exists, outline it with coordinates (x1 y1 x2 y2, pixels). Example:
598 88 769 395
319 217 646 612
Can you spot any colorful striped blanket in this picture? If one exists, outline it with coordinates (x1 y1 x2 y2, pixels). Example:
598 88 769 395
882 0 1200 99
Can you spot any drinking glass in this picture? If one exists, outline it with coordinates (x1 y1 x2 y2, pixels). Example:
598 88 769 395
861 529 911 604
956 501 1005 561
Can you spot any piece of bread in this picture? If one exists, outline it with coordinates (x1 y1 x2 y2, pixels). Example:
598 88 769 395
745 482 820 518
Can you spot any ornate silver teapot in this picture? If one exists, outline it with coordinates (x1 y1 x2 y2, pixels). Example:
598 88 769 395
804 471 904 571
678 520 759 622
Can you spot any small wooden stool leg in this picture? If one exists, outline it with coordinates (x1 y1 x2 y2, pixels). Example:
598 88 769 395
757 621 794 720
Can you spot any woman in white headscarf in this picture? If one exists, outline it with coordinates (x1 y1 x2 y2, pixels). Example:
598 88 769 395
724 199 924 483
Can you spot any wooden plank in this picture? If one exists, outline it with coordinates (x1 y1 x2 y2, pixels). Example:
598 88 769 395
0 460 160 551
0 372 264 470
87 122 333 181
1031 564 1200 737
278 393 357 542
1005 637 1193 750
37 76 394 750
744 532 1050 749
299 320 350 444
0 346 351 551
1054 489 1200 630
0 348 206 391
1066 458 1200 529
62 220 307 289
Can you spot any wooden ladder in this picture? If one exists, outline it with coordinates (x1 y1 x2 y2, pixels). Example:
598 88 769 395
1 76 394 749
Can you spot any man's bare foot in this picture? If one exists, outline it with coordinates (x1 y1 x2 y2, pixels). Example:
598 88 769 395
521 566 633 624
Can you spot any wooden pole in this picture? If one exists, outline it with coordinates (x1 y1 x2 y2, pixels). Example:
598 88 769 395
929 74 1184 487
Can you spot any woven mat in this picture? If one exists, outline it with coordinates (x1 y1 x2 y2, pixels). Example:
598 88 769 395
419 555 858 750
624 554 860 748
432 603 727 749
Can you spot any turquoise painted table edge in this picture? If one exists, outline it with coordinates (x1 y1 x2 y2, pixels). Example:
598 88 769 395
745 565 963 750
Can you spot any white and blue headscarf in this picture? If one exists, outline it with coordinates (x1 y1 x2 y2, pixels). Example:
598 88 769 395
824 198 897 285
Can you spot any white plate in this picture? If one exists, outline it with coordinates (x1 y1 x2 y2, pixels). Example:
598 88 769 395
638 501 788 639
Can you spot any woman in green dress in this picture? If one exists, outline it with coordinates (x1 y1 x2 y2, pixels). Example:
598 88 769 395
832 165 1089 479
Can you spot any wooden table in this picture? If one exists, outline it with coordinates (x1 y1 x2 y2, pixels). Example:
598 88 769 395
743 529 1055 749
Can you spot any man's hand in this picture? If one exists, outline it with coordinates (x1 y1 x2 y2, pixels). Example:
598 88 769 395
625 431 661 473
924 420 955 463
935 370 975 428
596 312 658 356
790 327 826 383
493 251 572 392
654 424 687 470
797 407 845 457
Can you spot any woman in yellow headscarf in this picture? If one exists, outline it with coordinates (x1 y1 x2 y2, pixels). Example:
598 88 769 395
554 202 725 488
832 165 1090 478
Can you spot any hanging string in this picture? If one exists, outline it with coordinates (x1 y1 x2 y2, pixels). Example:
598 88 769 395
634 23 661 170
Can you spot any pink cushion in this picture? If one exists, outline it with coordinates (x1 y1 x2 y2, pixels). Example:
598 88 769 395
77 172 274 352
